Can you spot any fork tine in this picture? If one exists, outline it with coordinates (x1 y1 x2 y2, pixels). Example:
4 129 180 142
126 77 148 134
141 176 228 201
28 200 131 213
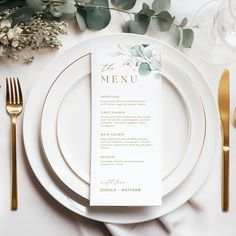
6 78 10 104
16 78 23 104
10 77 16 104
13 78 19 104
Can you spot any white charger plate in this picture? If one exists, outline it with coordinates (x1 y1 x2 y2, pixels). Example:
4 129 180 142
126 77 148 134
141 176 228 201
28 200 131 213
23 34 220 224
40 53 206 199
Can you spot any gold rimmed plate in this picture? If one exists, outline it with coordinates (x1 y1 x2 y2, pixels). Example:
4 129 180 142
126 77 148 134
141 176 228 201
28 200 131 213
23 33 219 224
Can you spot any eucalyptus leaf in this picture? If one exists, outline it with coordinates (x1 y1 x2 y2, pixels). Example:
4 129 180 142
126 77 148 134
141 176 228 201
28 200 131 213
76 3 87 20
152 0 170 14
142 3 155 17
122 20 131 33
153 11 175 32
123 14 150 35
85 0 111 30
123 20 141 34
133 12 150 34
174 27 181 46
182 28 194 48
76 0 90 3
26 0 46 11
49 6 63 17
111 0 136 10
55 2 77 14
10 7 34 24
179 17 188 27
0 0 25 12
123 20 145 34
41 7 60 19
143 47 153 59
75 11 87 31
139 62 151 76
130 45 141 57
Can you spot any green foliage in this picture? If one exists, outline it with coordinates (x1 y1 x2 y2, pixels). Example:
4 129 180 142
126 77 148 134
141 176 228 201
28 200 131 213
111 0 136 10
55 2 77 14
26 0 46 11
10 7 34 24
122 0 194 48
139 62 151 76
152 0 170 13
75 11 87 31
1 0 194 48
0 0 25 12
84 0 111 30
132 9 151 34
48 6 63 17
153 11 175 31
182 28 194 48
123 20 144 34
179 17 188 27
174 27 181 46
142 3 155 17
123 3 153 35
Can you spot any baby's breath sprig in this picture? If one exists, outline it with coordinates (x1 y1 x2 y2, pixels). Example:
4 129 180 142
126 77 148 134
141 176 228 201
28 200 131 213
0 12 68 63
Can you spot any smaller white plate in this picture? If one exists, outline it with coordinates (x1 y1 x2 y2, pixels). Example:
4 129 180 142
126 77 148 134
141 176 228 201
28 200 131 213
41 53 206 199
57 73 189 184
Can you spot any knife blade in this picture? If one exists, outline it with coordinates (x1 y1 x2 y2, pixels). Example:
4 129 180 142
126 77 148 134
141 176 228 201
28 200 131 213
218 68 230 212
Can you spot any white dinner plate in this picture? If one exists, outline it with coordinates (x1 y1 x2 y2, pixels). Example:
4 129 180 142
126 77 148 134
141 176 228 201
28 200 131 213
40 52 206 199
23 34 220 224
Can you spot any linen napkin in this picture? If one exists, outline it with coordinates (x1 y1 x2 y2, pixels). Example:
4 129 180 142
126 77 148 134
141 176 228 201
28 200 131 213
73 151 223 236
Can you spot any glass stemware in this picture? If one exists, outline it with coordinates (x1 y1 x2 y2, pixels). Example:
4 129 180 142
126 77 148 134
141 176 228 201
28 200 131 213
191 0 236 64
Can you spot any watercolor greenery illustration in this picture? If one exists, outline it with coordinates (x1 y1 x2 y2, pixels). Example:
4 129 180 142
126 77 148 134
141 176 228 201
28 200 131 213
110 44 161 79
0 0 193 62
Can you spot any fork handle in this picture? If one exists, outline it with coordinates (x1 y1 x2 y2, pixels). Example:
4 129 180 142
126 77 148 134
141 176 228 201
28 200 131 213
10 116 17 210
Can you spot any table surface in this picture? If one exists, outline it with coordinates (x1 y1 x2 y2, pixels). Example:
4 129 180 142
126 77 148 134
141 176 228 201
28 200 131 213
0 0 236 235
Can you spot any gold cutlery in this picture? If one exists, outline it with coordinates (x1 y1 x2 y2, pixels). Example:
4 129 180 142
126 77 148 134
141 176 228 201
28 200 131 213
234 108 236 127
6 78 23 210
218 69 230 212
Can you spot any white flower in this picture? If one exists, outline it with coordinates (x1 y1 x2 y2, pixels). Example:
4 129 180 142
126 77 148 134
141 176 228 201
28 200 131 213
7 28 15 39
0 32 6 39
7 26 23 40
12 40 19 48
0 35 9 45
0 20 11 29
0 13 68 63
58 25 68 33
13 26 23 35
0 46 4 57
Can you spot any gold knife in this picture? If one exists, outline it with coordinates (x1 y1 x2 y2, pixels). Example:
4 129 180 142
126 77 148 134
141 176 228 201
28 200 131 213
218 68 230 212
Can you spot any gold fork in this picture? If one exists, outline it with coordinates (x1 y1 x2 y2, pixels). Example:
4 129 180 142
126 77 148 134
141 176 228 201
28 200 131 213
6 78 23 210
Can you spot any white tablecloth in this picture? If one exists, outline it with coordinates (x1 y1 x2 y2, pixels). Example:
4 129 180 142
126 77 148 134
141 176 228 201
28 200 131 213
0 0 236 235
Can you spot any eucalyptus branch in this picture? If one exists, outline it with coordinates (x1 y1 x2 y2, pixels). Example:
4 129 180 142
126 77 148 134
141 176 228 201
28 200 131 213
74 1 138 15
0 0 194 63
79 2 178 25
41 0 176 25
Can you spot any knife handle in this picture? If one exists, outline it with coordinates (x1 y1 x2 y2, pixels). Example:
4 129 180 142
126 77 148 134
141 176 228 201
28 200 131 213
222 147 230 212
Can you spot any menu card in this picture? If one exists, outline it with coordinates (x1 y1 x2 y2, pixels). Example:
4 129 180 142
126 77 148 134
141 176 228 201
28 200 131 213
90 44 162 206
